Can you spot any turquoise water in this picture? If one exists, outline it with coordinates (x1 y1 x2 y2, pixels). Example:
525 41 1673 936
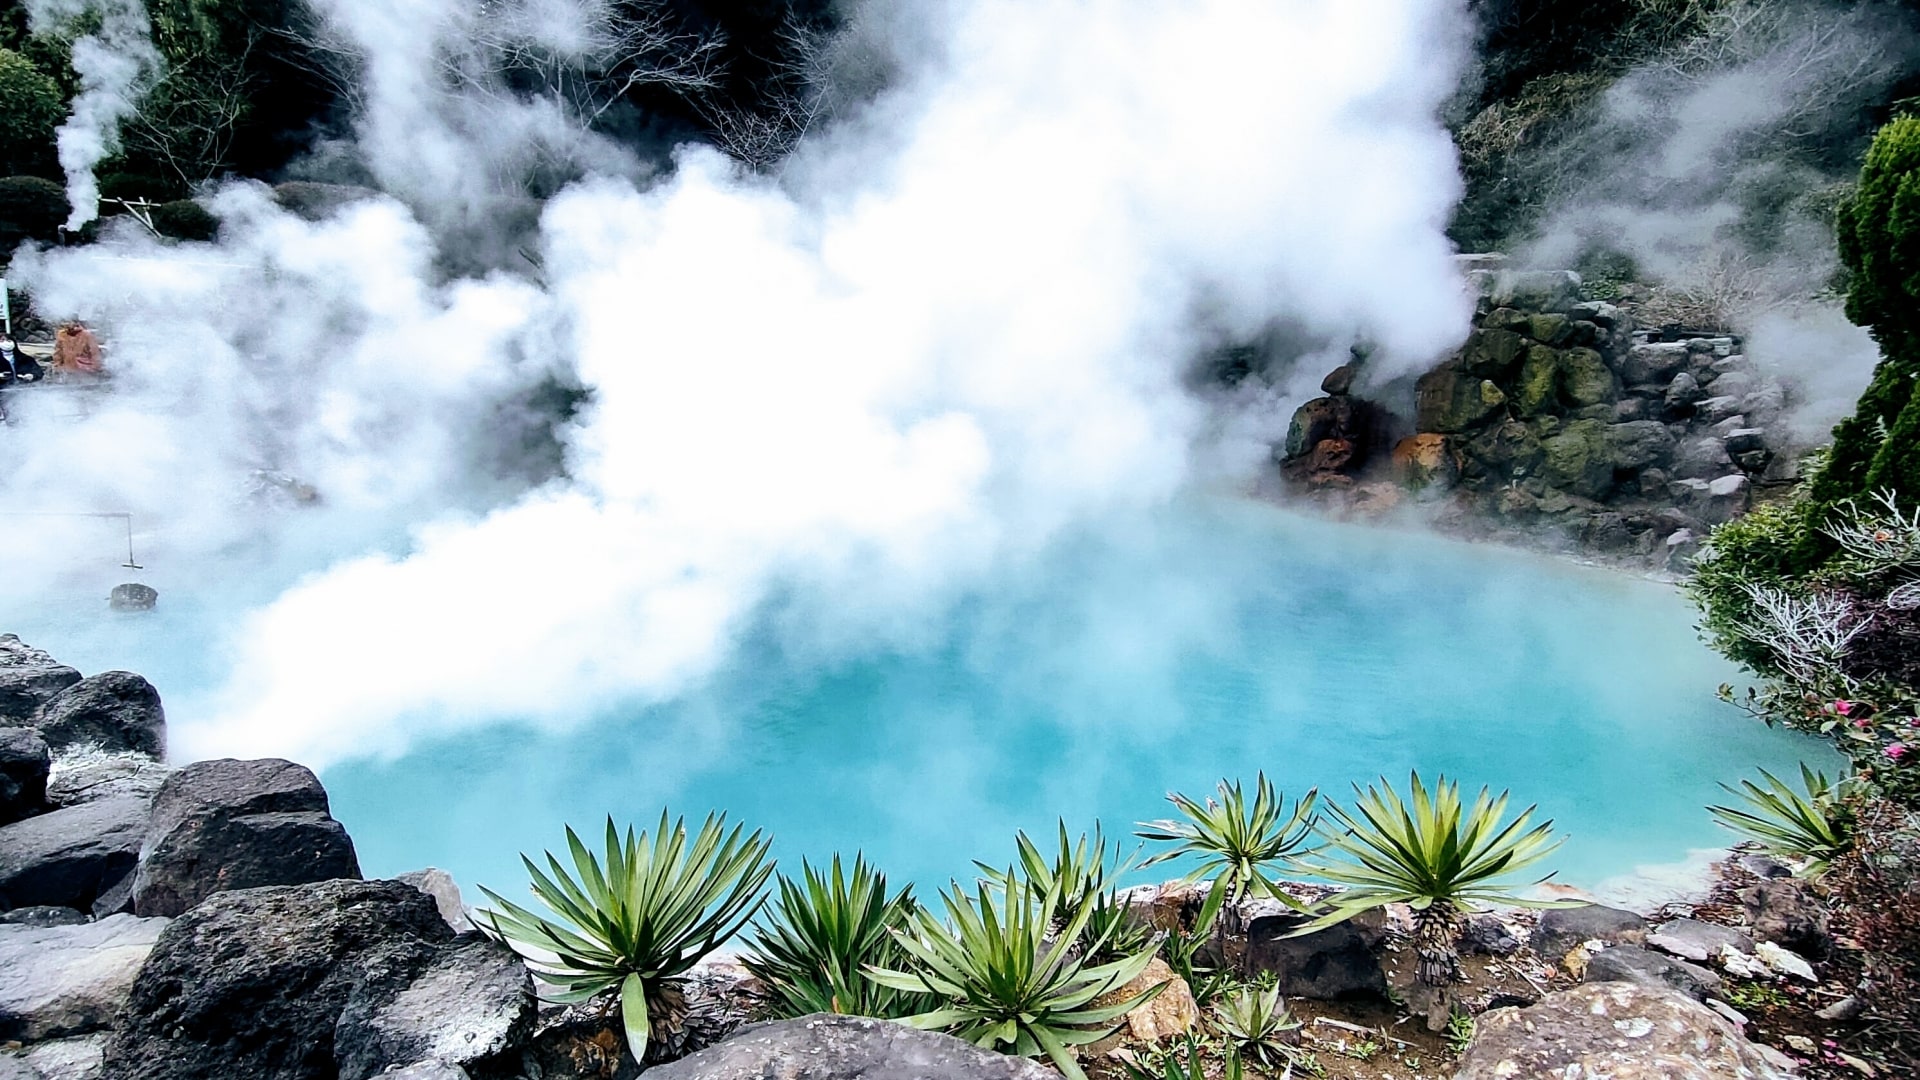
15 498 1830 902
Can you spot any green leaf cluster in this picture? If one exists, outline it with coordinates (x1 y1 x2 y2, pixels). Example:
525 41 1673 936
1135 773 1319 909
741 853 937 1020
1297 773 1572 930
475 813 773 1063
1212 983 1303 1071
1709 765 1856 876
866 875 1164 1080
0 48 62 177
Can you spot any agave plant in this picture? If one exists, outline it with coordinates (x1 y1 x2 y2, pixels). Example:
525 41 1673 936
1709 765 1855 876
1136 773 1319 909
978 820 1152 959
474 813 774 1063
865 875 1164 1080
1298 773 1570 988
741 853 938 1020
1124 1034 1244 1080
1213 983 1304 1071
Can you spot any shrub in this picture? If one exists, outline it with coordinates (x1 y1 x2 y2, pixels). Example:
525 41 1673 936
1688 497 1828 675
0 175 70 252
475 813 774 1064
865 876 1163 1080
1805 116 1920 554
741 853 936 1020
0 48 61 178
1298 773 1572 990
148 198 218 241
1828 799 1920 1068
1213 984 1304 1071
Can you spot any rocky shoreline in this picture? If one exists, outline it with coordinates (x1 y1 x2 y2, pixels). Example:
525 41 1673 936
1275 259 1798 572
0 634 1848 1078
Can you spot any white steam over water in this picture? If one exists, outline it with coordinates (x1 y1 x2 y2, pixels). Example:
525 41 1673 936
7 0 1474 765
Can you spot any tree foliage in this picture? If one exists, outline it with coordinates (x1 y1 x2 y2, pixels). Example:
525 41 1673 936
0 48 62 178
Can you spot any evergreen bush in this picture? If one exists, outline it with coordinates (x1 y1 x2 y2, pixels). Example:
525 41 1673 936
0 47 62 178
0 175 70 252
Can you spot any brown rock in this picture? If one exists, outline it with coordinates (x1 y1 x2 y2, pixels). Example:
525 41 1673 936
1320 364 1356 396
1391 434 1455 490
1307 438 1355 473
1097 958 1197 1045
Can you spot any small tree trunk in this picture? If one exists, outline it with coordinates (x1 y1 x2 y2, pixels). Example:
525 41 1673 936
1412 900 1462 988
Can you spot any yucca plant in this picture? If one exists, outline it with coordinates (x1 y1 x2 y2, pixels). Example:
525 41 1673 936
1297 773 1570 989
474 813 774 1063
865 875 1164 1080
741 853 938 1019
1709 765 1856 876
979 820 1152 959
1136 774 1319 910
1213 983 1304 1071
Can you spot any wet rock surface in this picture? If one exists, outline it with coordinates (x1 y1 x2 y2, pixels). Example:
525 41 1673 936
0 797 151 912
0 729 50 825
30 674 165 759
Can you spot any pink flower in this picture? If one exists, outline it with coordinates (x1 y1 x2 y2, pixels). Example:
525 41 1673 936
1834 700 1855 716
1886 743 1910 762
1855 718 1874 730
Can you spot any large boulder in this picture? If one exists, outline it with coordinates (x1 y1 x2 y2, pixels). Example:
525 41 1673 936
1243 909 1388 1000
131 758 360 917
1283 396 1353 460
103 878 530 1080
0 915 168 1041
31 674 164 759
1540 419 1614 499
1416 364 1507 434
0 729 50 825
1489 270 1580 313
1453 982 1791 1080
1461 328 1530 377
643 1014 1061 1080
1511 346 1560 417
1742 878 1831 959
1620 342 1689 387
0 638 81 728
0 797 150 912
1531 904 1645 965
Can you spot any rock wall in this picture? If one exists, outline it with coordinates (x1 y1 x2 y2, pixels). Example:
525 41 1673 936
1278 264 1796 568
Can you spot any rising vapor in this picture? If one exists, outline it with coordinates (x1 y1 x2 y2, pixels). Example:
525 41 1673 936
6 0 1475 765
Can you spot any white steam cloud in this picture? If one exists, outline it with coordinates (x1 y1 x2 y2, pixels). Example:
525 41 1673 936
7 0 1474 766
1524 0 1915 441
27 0 161 229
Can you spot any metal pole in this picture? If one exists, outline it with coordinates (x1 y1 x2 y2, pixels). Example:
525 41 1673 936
0 511 141 569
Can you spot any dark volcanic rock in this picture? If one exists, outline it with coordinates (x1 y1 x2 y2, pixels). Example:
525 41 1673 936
1531 905 1646 964
0 728 50 825
0 905 87 927
0 796 149 911
643 1014 1061 1080
32 673 165 758
334 938 533 1078
1284 396 1353 460
0 636 82 728
101 879 518 1080
1583 944 1722 1001
132 759 359 918
1417 364 1507 434
1244 909 1388 1000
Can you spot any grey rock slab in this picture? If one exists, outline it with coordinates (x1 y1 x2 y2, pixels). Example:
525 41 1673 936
1 1034 108 1080
31 674 164 758
1647 919 1754 963
396 868 469 932
0 797 150 911
1743 879 1831 958
334 937 533 1078
1584 944 1722 1001
45 751 169 809
0 907 88 927
1454 982 1791 1080
644 1014 1061 1080
0 915 168 1040
1532 904 1647 964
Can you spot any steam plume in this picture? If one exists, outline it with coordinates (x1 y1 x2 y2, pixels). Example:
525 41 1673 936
26 0 161 228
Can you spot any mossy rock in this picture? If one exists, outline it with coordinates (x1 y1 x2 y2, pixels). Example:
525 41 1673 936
1513 345 1561 417
1465 420 1545 482
1484 307 1532 333
1527 313 1572 345
148 200 218 242
1462 328 1529 376
1416 364 1507 434
1558 347 1615 407
1542 418 1615 499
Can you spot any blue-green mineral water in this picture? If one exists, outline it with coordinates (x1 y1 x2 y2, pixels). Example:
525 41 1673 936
19 498 1830 904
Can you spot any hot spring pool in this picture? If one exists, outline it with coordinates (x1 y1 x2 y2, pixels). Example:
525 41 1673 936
17 498 1830 905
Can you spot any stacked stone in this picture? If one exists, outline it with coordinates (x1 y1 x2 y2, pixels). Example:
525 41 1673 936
1388 267 1787 566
